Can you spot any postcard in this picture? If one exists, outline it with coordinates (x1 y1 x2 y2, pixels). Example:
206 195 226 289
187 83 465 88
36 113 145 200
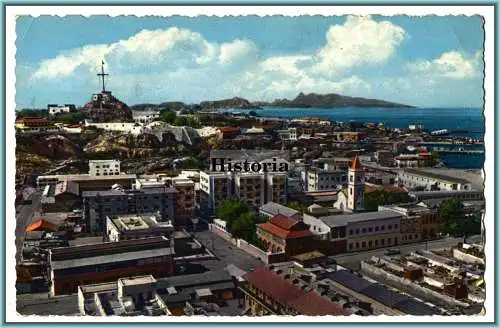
5 5 494 323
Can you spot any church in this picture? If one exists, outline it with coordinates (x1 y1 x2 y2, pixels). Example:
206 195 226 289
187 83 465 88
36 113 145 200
334 156 365 213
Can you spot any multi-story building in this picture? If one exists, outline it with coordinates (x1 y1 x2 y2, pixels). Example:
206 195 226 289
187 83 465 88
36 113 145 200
88 159 121 176
379 203 440 242
304 168 347 192
303 210 403 253
48 237 175 295
106 213 174 242
397 168 473 191
264 172 287 204
234 172 265 207
171 178 196 227
82 186 176 233
199 171 232 214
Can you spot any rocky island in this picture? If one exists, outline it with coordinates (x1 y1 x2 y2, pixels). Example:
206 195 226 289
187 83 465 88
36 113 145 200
260 92 414 108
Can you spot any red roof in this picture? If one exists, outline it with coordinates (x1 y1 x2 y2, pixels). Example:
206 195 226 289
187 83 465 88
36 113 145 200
351 156 361 170
16 117 50 123
269 215 297 230
218 127 239 133
243 268 348 315
25 219 58 232
258 222 313 239
288 291 347 316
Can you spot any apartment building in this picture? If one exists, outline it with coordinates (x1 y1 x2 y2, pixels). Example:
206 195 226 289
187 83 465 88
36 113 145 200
265 172 288 204
303 168 347 192
171 178 196 227
303 210 403 253
379 203 440 243
199 171 232 214
234 172 265 207
82 186 176 233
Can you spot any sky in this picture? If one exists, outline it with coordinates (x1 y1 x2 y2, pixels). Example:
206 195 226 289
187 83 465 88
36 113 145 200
15 15 484 109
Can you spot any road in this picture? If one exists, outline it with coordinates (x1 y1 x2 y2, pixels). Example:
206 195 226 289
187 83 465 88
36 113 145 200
331 235 482 269
191 229 264 273
15 188 42 263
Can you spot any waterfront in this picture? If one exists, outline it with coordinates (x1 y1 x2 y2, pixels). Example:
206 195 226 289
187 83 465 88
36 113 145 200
223 107 485 169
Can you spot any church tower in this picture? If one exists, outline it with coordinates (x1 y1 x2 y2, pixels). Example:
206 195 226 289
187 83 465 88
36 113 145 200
347 156 364 212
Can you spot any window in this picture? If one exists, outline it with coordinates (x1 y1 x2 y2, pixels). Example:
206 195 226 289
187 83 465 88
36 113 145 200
375 240 378 246
409 235 413 240
349 243 353 250
368 241 372 247
368 227 373 232
381 239 385 245
375 226 379 232
388 224 392 229
381 225 385 231
387 238 392 244
362 228 366 233
355 242 360 249
355 229 360 234
395 224 398 229
349 230 353 236
362 241 366 248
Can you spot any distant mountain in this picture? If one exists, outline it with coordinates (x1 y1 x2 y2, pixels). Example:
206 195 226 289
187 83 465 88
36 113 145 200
258 92 414 108
199 97 262 111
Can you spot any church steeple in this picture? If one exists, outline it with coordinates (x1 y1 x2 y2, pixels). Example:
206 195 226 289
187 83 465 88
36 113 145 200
347 156 364 212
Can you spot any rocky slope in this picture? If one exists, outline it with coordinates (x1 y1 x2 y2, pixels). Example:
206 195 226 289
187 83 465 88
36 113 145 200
266 92 414 108
81 93 133 123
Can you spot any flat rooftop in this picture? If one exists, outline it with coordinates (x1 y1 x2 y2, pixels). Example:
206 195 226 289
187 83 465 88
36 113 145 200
110 214 171 231
402 168 480 186
319 210 403 228
82 186 176 197
119 275 156 286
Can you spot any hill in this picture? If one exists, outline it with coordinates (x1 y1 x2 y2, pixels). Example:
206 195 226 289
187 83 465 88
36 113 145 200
263 92 414 108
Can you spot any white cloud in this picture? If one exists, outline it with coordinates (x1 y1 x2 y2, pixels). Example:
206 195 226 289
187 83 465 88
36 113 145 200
407 51 482 79
218 39 259 65
315 15 407 73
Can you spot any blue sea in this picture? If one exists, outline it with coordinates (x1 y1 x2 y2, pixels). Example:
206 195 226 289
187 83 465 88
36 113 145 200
224 107 485 169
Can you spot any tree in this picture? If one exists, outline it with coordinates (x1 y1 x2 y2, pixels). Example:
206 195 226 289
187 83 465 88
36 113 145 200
215 198 250 231
158 110 176 124
174 116 188 126
16 109 48 118
287 201 307 213
51 112 86 124
364 190 412 211
438 199 481 240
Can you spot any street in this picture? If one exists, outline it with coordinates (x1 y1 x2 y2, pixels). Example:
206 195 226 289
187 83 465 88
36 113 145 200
192 229 264 273
15 188 42 263
332 235 482 269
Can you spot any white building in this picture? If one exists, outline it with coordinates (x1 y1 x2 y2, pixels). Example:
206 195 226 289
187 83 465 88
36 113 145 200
397 168 473 191
88 160 121 177
276 128 298 141
48 104 75 115
199 171 232 214
304 168 347 192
